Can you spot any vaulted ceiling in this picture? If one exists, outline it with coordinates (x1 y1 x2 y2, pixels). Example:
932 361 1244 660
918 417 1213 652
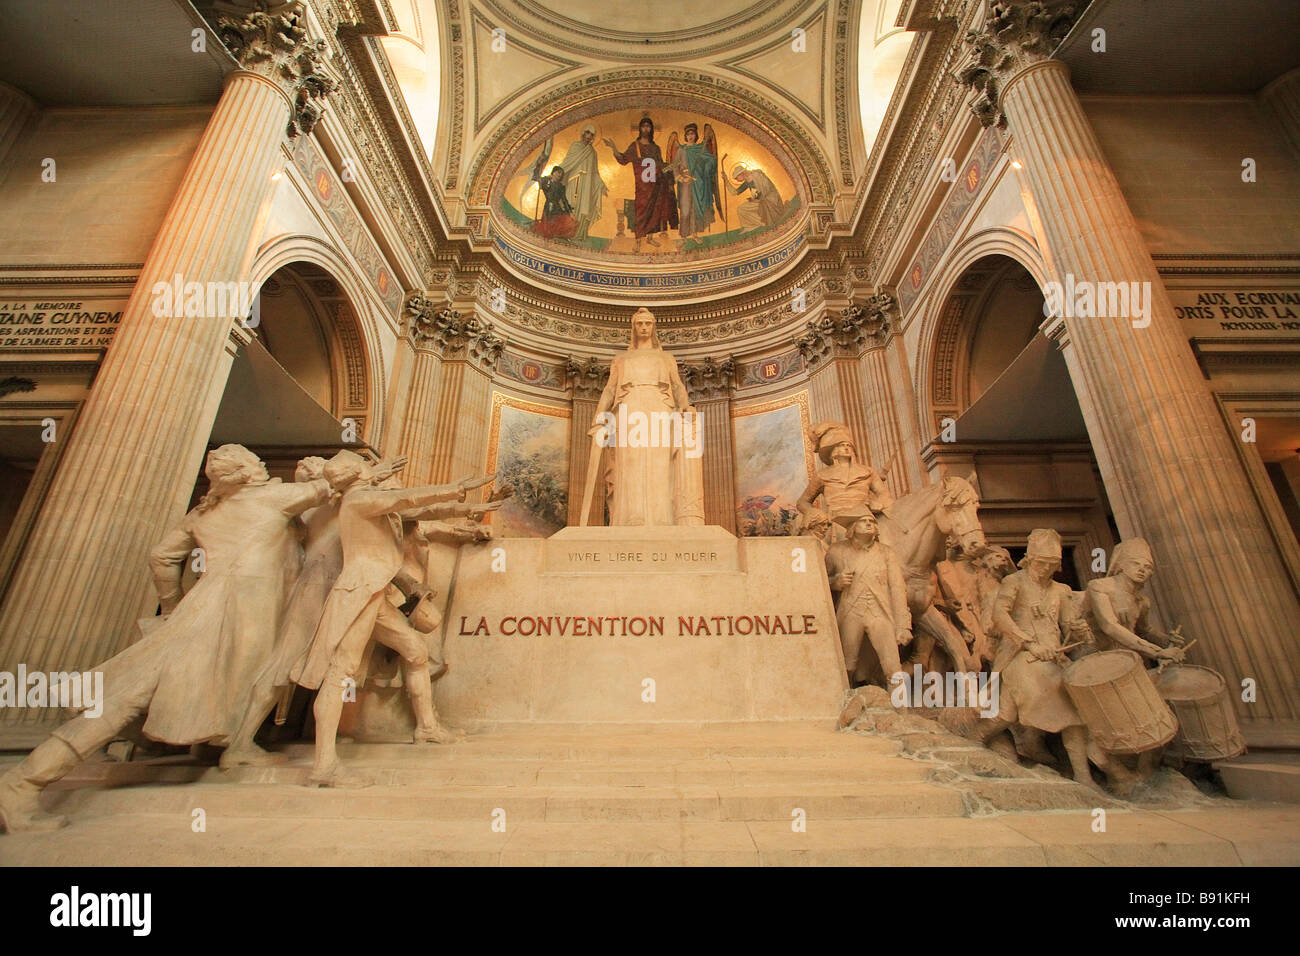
379 0 912 299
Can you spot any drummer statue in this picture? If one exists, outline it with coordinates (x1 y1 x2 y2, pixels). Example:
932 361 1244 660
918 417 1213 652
978 529 1102 791
797 422 893 537
1082 538 1187 666
1080 537 1194 788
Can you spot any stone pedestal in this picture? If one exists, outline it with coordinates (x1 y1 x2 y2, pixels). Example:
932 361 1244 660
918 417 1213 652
423 527 846 729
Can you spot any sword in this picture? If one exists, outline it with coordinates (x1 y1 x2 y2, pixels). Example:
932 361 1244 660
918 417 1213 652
578 422 609 527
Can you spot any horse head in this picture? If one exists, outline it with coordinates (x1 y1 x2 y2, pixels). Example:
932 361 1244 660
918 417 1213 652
934 475 986 557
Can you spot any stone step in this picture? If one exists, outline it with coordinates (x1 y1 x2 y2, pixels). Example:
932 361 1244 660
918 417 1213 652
1215 755 1300 804
45 780 972 822
5 808 1296 866
48 779 968 823
331 733 903 761
46 752 934 790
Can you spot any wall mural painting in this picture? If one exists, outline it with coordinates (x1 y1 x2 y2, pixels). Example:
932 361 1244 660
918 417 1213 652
500 108 800 259
485 393 571 537
731 392 815 537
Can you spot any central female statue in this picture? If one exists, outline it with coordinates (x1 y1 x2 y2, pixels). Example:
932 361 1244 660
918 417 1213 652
589 308 702 526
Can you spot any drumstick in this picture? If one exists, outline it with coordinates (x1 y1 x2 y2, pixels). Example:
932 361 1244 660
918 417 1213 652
1155 639 1196 673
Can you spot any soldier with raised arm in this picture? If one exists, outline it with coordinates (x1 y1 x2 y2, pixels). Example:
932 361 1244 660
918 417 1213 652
293 450 494 788
0 445 330 832
797 422 893 534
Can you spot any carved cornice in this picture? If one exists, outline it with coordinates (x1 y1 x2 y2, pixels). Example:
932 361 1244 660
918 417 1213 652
955 0 1075 128
214 2 340 137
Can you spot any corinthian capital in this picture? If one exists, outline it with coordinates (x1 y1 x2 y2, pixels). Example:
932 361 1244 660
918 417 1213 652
215 1 339 137
955 1 1075 128
680 356 736 403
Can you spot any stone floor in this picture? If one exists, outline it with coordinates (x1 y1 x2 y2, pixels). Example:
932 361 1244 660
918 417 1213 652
1 722 1297 866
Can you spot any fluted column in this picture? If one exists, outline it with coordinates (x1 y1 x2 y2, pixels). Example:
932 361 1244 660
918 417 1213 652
1260 67 1300 160
795 303 877 463
855 293 923 496
0 5 339 734
963 2 1300 739
682 358 738 532
0 81 36 167
392 293 450 485
425 307 504 485
566 357 607 526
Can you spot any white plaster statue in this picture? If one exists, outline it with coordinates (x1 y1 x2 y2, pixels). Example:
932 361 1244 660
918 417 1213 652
292 451 493 788
825 508 912 688
0 445 330 832
587 307 702 526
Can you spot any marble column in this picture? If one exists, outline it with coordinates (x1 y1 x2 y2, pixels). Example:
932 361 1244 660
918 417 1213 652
1260 67 1300 160
797 306 870 458
392 293 453 486
425 308 504 486
0 81 36 167
0 7 338 734
963 2 1300 740
682 357 738 532
856 293 924 496
566 357 608 526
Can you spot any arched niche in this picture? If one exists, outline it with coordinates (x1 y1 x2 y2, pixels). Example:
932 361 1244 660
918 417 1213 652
247 234 391 444
914 229 1050 436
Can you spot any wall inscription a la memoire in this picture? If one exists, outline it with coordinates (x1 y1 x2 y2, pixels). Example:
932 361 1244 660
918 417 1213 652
0 300 125 350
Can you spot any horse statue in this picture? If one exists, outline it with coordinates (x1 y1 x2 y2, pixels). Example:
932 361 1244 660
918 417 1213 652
877 474 986 673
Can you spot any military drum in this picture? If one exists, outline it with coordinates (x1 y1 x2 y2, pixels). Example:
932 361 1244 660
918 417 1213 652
1154 664 1246 761
1062 649 1177 754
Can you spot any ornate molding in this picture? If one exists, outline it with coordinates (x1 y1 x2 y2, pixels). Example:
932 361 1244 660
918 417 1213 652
955 0 1075 128
834 0 856 186
404 291 502 367
214 2 340 138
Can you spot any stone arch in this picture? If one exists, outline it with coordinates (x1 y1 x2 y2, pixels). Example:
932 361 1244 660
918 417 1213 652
914 228 1049 437
249 234 390 443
